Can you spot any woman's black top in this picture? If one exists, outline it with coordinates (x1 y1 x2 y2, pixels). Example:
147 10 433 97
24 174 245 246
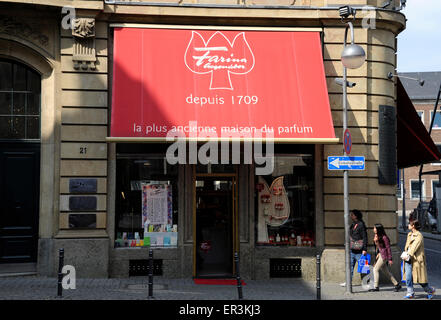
349 220 368 253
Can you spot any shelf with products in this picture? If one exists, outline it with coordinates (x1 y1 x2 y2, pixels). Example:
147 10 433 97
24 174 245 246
257 226 315 247
114 223 178 249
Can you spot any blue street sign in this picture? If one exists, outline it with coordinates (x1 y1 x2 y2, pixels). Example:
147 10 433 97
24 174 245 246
328 156 365 170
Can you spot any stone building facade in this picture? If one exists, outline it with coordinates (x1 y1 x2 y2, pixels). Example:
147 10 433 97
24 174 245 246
0 0 408 283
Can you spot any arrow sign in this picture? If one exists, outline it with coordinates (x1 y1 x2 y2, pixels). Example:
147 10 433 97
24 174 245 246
328 156 365 170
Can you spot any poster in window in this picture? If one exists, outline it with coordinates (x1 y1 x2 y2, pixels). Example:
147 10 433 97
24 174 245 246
142 184 173 227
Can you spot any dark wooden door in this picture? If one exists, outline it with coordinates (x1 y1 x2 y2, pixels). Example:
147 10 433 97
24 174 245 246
0 142 40 263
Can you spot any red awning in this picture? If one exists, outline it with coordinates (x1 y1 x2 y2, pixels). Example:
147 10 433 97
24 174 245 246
109 27 337 143
397 78 441 168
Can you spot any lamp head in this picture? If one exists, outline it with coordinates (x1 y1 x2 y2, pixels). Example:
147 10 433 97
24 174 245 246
388 72 425 86
335 78 356 88
339 5 356 19
341 44 366 69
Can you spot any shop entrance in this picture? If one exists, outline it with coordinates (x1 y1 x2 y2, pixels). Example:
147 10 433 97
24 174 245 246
194 174 237 278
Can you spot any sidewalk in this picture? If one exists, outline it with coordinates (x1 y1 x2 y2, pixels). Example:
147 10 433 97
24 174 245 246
0 228 438 301
0 276 435 300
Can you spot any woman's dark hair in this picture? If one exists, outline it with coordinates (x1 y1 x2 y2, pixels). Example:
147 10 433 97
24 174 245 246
374 223 388 246
409 211 418 223
351 209 363 221
410 220 421 230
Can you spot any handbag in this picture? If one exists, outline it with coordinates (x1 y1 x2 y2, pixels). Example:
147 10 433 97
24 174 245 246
350 237 364 250
400 251 410 262
400 261 406 283
357 254 371 274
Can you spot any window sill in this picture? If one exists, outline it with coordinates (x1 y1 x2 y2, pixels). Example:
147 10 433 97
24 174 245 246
256 243 315 248
114 246 177 249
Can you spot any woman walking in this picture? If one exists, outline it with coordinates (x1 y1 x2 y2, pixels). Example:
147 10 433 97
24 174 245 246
369 224 401 292
402 219 436 299
340 209 368 287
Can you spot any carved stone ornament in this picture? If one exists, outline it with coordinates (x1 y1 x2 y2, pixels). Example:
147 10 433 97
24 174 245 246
72 18 95 38
0 16 49 47
72 18 96 71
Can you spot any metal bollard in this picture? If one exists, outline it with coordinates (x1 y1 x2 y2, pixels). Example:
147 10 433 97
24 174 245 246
148 249 154 299
316 254 321 300
234 252 243 300
57 248 64 298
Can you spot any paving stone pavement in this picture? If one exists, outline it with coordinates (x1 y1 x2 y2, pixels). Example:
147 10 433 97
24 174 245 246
0 276 436 300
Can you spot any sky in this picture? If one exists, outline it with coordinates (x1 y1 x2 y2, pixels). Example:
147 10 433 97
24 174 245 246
397 0 441 72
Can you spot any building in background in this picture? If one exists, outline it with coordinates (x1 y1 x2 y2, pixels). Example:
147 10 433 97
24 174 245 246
397 72 441 226
1 0 435 283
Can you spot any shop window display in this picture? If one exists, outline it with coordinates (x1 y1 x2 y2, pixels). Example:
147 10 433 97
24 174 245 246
115 154 179 248
256 154 315 247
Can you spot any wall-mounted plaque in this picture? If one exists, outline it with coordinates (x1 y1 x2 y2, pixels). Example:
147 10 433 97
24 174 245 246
69 214 97 229
69 178 97 193
69 196 97 211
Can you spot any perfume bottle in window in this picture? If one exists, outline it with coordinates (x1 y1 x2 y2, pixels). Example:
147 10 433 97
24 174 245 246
289 233 296 246
297 235 302 246
260 194 271 203
269 235 274 244
275 203 284 210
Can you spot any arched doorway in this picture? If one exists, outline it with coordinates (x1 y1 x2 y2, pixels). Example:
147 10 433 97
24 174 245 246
0 59 41 263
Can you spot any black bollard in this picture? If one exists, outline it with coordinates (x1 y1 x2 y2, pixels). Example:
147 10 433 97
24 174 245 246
316 254 321 300
234 252 243 300
148 249 154 299
57 248 64 297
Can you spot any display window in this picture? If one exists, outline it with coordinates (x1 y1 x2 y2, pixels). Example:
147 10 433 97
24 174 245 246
255 153 315 247
115 150 179 248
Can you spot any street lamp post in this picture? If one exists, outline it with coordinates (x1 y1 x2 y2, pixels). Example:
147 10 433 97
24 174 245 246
338 6 366 294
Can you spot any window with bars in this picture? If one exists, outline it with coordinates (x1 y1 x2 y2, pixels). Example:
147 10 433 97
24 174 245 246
432 180 439 198
0 60 41 140
396 183 403 199
417 111 424 124
410 179 425 200
431 111 441 130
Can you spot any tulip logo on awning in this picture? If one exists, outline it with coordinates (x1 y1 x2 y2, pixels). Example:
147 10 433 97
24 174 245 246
184 31 255 90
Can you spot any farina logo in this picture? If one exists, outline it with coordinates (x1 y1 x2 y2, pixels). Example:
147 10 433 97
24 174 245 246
184 31 255 90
